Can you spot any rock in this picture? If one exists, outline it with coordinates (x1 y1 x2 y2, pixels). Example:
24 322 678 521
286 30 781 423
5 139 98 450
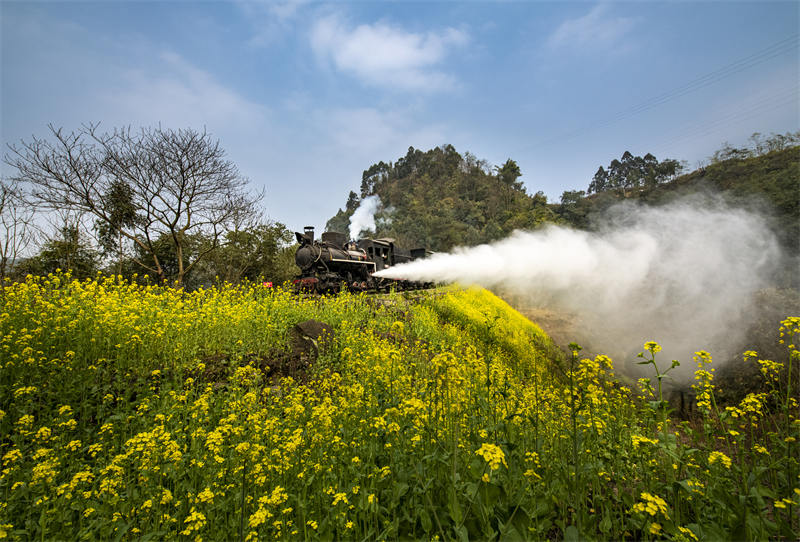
290 320 334 360
293 320 334 342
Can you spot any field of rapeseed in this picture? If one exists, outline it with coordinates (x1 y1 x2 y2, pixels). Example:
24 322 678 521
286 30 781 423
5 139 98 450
0 273 798 541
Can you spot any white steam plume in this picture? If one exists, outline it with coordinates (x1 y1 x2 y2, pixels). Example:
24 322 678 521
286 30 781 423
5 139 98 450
349 195 381 240
375 196 783 380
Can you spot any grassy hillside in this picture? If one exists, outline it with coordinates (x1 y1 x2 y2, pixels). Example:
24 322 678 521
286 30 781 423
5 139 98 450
647 146 799 252
564 145 800 256
326 146 556 251
1 274 798 540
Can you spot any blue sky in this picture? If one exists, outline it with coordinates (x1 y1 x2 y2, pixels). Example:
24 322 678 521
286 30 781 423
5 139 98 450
2 1 798 233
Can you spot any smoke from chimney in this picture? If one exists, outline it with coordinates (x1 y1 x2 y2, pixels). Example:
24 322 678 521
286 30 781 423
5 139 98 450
349 195 381 240
374 195 783 381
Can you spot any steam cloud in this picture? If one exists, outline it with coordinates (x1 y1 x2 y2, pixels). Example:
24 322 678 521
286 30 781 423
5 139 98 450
350 195 381 240
375 196 783 381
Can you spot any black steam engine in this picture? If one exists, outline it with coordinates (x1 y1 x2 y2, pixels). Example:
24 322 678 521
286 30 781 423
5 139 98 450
293 226 430 293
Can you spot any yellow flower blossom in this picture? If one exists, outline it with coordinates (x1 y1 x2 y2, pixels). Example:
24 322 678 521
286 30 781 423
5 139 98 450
677 526 699 541
631 435 658 449
475 443 507 471
181 507 207 535
197 488 214 504
709 451 732 469
632 492 670 519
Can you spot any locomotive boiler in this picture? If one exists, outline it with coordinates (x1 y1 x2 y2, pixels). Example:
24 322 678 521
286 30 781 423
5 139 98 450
293 226 430 293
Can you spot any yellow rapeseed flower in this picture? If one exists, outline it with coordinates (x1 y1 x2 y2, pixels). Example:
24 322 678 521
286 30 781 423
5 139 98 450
708 451 732 469
631 492 670 519
475 443 507 471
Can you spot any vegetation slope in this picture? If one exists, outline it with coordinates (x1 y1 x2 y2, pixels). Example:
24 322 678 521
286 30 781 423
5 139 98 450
326 140 798 262
558 144 800 258
326 145 557 251
1 275 798 540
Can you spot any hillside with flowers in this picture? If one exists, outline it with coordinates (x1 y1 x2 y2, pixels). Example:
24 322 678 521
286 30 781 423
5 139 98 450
0 274 798 540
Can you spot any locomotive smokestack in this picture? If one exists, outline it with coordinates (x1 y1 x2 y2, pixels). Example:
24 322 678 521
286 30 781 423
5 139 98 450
304 226 315 243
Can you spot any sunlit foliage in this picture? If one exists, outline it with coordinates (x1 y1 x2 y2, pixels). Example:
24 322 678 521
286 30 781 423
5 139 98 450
0 274 797 540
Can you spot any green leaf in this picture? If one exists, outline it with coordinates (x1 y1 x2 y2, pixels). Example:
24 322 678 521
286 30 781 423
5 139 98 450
599 514 612 533
498 522 526 542
394 482 409 499
138 530 169 542
112 521 133 542
448 490 463 524
753 484 776 499
509 507 532 541
419 508 433 533
564 525 581 541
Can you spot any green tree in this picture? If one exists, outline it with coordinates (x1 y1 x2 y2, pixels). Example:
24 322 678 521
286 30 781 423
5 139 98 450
325 209 351 235
361 162 392 197
95 179 139 275
0 179 36 283
587 166 609 195
18 223 100 279
558 190 591 228
590 151 683 196
345 191 360 213
6 124 262 286
495 159 523 189
201 222 295 285
327 145 556 251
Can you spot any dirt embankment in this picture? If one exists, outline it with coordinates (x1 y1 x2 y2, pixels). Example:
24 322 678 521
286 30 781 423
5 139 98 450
497 292 595 357
503 288 800 410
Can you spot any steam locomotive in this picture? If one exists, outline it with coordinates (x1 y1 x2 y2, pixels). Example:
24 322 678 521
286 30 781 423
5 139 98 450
293 226 431 293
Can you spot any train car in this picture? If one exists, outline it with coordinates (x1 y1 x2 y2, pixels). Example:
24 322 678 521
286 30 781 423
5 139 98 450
293 226 430 293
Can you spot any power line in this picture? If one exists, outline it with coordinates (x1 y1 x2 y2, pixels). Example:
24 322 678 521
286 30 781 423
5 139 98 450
523 34 799 151
604 35 798 125
651 86 798 157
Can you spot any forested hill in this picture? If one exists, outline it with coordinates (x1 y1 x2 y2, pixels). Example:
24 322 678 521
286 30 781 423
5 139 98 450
558 144 800 253
327 139 799 256
325 145 557 252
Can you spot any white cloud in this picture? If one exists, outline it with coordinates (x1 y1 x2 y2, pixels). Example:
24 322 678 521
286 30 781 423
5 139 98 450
267 0 311 21
104 51 270 136
310 14 468 91
235 0 312 47
318 106 447 155
547 4 637 52
236 0 309 22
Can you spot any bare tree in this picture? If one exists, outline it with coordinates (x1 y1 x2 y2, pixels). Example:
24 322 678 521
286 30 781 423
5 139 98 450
0 179 37 283
5 124 262 285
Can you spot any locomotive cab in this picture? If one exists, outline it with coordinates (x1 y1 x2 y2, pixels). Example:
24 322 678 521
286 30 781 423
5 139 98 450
357 239 393 271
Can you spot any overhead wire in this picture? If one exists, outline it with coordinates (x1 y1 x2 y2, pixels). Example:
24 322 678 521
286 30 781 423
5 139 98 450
523 34 799 151
602 34 798 124
651 85 799 158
